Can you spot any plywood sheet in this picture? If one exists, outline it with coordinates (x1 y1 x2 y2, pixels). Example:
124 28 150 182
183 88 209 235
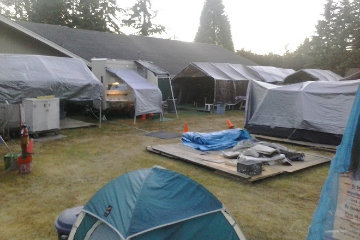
147 143 332 182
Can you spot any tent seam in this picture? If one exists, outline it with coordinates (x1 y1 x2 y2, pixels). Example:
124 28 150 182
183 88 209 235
124 169 155 237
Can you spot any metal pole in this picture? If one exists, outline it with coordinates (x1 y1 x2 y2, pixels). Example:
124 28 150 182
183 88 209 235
99 98 102 128
169 77 178 119
0 135 12 154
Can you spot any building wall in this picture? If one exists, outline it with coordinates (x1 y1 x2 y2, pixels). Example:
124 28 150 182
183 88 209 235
0 22 66 57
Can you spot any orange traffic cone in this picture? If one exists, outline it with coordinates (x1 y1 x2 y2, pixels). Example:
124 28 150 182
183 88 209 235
227 119 234 129
141 114 146 120
184 123 189 132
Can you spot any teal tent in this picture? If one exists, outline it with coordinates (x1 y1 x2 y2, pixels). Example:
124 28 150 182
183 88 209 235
68 167 246 240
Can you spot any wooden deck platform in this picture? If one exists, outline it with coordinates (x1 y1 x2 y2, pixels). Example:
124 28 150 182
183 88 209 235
147 143 332 182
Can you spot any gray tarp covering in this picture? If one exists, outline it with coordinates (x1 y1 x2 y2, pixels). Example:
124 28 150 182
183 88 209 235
0 54 103 103
245 79 360 144
283 69 342 84
135 60 170 76
342 70 360 80
247 66 295 84
106 68 162 116
172 62 294 104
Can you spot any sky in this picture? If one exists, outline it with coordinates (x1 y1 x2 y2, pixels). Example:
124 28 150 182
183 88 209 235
120 0 327 55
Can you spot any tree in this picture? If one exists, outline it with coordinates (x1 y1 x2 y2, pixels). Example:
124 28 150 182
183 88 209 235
350 0 360 49
123 0 165 36
69 0 123 33
194 0 234 52
0 0 32 20
0 0 123 33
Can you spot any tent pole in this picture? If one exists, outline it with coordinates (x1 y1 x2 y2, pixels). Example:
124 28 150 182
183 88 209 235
169 77 178 119
99 98 102 128
213 79 217 106
133 114 136 125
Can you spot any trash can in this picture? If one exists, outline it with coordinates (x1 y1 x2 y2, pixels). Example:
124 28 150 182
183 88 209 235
216 103 225 115
167 99 177 113
55 206 83 240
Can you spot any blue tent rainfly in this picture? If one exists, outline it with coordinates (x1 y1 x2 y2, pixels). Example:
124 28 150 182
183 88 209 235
68 167 246 240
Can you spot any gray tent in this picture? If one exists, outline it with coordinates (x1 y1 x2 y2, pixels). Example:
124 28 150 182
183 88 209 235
245 79 360 145
0 54 103 103
172 62 294 104
246 66 294 84
283 69 342 84
106 68 162 117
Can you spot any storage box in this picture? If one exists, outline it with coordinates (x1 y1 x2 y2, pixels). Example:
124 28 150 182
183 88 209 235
237 160 262 176
3 153 18 171
23 98 60 134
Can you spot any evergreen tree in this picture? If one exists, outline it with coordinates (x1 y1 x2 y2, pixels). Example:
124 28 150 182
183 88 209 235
0 0 122 33
123 0 165 36
28 0 69 25
0 0 31 20
70 0 122 33
194 0 234 52
350 0 360 49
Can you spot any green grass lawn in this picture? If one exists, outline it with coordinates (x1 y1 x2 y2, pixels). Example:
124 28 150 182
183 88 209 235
0 110 333 240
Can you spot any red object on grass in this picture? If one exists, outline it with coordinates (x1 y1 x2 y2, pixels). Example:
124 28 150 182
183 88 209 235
17 155 32 174
26 138 34 154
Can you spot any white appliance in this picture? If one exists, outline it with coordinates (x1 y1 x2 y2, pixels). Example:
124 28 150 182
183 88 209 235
23 98 60 134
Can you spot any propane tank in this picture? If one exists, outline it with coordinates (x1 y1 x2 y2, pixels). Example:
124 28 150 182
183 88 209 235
20 125 29 158
18 125 32 174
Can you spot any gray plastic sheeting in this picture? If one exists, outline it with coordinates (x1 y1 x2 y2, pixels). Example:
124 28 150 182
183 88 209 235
245 79 360 135
283 69 342 84
106 68 162 116
247 66 295 83
172 62 294 104
0 54 103 103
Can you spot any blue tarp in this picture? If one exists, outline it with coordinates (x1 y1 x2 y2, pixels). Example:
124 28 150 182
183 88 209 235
182 128 251 151
307 84 360 238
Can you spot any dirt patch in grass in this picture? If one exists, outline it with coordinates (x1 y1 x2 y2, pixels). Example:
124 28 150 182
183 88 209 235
0 110 332 240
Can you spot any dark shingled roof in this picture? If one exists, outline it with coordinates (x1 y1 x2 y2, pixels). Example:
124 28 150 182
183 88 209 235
17 21 256 75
